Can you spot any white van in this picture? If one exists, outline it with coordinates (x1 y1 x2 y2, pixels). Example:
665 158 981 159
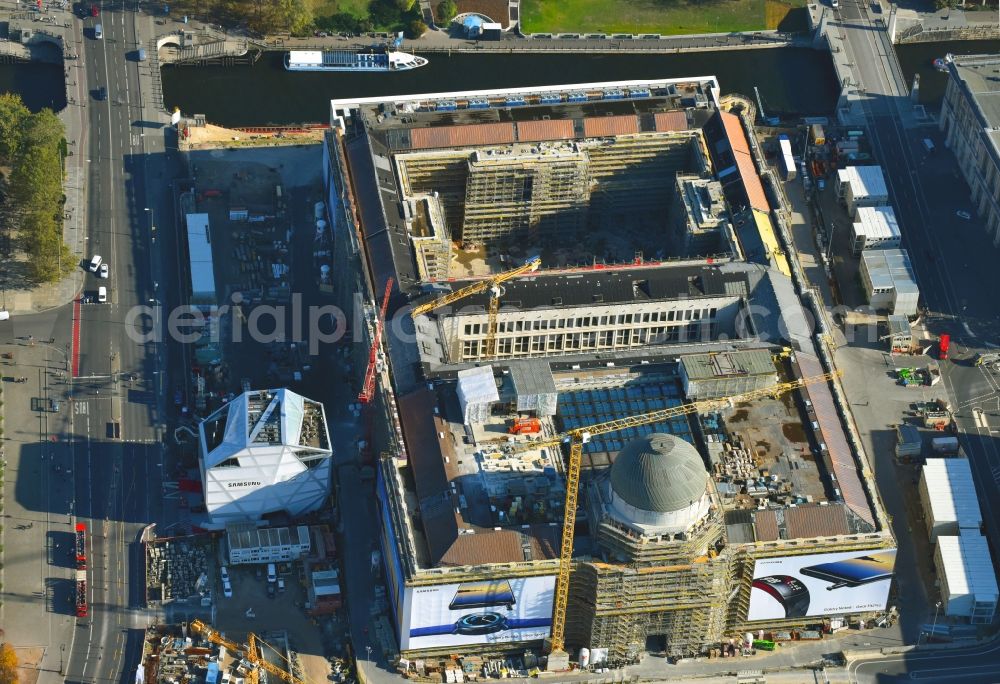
267 563 277 583
98 286 107 303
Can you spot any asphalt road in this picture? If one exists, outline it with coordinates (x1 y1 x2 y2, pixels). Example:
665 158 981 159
834 0 1000 680
59 1 174 681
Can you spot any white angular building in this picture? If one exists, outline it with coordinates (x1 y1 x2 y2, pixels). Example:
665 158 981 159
198 388 333 523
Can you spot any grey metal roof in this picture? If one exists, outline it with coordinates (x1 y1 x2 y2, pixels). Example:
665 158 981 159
509 360 557 397
609 433 708 513
680 349 776 380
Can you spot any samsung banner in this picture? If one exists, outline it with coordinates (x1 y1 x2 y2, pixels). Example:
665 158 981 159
748 549 896 621
400 576 555 650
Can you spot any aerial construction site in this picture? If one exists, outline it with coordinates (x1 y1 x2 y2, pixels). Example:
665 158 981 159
322 76 896 674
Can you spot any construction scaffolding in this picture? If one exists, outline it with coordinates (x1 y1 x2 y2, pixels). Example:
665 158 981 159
569 485 729 659
462 145 590 244
395 132 703 249
581 133 701 220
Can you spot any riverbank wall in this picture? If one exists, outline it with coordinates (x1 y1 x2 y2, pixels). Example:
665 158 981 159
895 23 1000 44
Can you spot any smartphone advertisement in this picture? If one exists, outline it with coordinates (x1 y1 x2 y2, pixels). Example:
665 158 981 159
400 576 555 650
748 549 896 621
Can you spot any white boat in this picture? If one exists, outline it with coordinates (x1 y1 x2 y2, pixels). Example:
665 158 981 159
284 48 428 72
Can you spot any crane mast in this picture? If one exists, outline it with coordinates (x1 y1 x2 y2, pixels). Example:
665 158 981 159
510 370 841 656
189 619 305 684
410 258 540 357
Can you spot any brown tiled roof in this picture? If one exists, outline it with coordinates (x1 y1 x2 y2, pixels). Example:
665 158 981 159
410 122 516 150
719 111 750 155
437 525 561 567
583 115 639 138
398 389 448 500
516 119 575 142
423 508 462 566
754 509 780 541
784 504 850 539
455 0 509 27
654 111 689 132
735 151 770 213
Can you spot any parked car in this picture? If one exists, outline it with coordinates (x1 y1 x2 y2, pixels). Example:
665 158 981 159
267 583 276 599
222 579 233 598
97 286 107 303
99 263 109 279
220 566 230 582
956 210 972 220
91 4 99 16
88 254 102 272
267 563 277 583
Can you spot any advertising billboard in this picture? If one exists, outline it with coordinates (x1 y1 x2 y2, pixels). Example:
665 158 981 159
376 469 405 629
400 576 555 650
748 549 896 621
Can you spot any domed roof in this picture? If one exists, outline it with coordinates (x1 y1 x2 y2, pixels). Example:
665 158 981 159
610 434 708 513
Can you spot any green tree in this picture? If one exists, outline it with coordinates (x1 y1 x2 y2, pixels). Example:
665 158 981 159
0 94 30 163
368 0 401 27
435 0 457 25
396 0 416 10
278 0 314 34
405 17 427 37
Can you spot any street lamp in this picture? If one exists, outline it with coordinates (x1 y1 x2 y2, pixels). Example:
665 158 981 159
366 645 372 663
60 644 65 676
930 600 942 643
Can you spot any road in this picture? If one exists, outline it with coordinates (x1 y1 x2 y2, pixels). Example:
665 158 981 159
0 1 177 681
832 0 1000 680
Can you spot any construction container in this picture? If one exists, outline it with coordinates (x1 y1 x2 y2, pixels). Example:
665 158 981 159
778 134 796 181
919 459 982 542
931 436 960 455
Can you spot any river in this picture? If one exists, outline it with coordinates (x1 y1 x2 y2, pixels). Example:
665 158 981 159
2 39 999 124
0 61 66 112
157 48 841 127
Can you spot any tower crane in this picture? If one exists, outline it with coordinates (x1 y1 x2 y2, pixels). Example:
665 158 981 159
359 277 394 404
190 619 306 684
410 257 541 357
506 369 841 659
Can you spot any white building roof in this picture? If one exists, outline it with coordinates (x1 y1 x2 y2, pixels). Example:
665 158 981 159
199 388 333 522
186 213 216 302
840 165 888 199
922 458 983 528
862 248 919 296
938 531 999 602
457 365 499 408
853 205 901 241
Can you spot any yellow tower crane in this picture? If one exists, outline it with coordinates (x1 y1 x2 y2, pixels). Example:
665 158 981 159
409 257 541 357
189 619 306 684
506 368 841 659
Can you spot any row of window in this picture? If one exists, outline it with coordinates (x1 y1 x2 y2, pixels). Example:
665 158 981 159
460 323 711 360
461 308 718 336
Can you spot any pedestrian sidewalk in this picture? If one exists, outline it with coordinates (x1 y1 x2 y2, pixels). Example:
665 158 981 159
1 4 87 315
